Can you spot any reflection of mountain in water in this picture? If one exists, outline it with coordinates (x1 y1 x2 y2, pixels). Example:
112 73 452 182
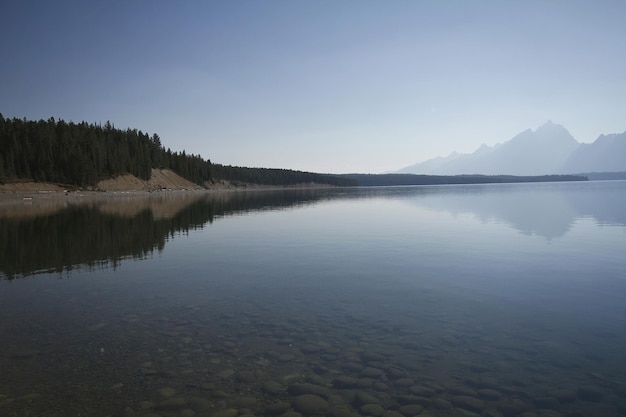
563 183 626 226
0 190 334 279
407 181 626 240
3 181 624 278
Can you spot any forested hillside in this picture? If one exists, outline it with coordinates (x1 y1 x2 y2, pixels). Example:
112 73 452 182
0 115 355 188
212 164 356 187
0 114 211 186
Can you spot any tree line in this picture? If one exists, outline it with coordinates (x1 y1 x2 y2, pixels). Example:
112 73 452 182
340 173 587 186
0 114 212 186
211 164 356 187
0 114 355 188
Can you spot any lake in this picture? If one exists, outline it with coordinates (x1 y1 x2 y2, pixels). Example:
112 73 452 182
1 181 625 417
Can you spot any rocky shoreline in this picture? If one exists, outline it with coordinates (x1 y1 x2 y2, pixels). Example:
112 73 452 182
0 179 337 208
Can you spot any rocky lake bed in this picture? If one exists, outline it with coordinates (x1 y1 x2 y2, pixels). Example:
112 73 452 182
2 290 624 417
2 182 625 417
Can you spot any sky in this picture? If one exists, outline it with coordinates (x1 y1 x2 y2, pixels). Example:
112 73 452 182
1 1 625 174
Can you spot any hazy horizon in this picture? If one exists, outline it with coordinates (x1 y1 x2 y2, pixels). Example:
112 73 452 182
2 1 625 174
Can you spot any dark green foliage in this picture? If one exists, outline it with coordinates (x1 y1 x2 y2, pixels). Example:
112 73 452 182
340 173 588 186
212 164 357 187
0 114 212 186
0 114 354 187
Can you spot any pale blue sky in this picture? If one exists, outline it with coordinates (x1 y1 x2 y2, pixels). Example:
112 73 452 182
1 1 625 173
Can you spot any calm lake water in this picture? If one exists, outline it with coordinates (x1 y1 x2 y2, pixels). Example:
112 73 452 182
1 181 625 417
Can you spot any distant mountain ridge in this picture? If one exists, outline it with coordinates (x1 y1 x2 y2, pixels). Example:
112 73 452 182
561 132 626 173
398 121 626 175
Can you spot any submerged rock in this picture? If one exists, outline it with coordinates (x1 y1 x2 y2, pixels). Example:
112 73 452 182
359 403 385 417
155 397 187 411
211 408 238 417
288 383 331 399
447 385 477 396
327 404 354 417
409 385 436 397
533 396 560 410
188 397 211 412
373 382 390 391
394 378 414 387
496 399 530 417
432 398 452 410
237 370 255 383
360 367 384 378
262 381 285 395
233 397 257 409
398 404 423 416
452 395 484 413
179 409 196 417
342 362 363 372
158 387 177 398
293 394 328 415
332 375 359 388
352 391 379 406
217 368 235 378
395 395 431 407
282 412 304 417
266 401 291 415
477 389 501 401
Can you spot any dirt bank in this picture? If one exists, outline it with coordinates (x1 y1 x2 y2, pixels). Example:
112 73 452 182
96 169 203 191
0 169 204 207
0 169 202 194
0 169 337 209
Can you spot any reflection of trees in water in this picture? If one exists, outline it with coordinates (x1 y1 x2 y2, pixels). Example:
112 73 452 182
0 190 333 280
4 181 624 279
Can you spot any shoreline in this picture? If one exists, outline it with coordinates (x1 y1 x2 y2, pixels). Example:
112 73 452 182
0 182 339 207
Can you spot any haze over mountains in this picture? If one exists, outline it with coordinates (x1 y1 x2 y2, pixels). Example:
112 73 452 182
398 121 626 176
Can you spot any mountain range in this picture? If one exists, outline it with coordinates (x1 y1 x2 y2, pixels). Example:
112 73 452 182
398 121 626 175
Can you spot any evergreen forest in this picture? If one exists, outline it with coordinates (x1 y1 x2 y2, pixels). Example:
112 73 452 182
0 114 588 189
0 114 210 186
0 114 355 187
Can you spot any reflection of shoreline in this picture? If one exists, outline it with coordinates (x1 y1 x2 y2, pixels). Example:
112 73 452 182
0 190 207 219
0 190 281 220
0 189 336 279
3 181 624 278
0 185 341 218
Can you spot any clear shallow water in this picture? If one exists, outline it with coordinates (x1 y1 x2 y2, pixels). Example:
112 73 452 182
1 181 626 417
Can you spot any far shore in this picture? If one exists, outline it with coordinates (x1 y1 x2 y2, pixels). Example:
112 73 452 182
0 169 598 207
